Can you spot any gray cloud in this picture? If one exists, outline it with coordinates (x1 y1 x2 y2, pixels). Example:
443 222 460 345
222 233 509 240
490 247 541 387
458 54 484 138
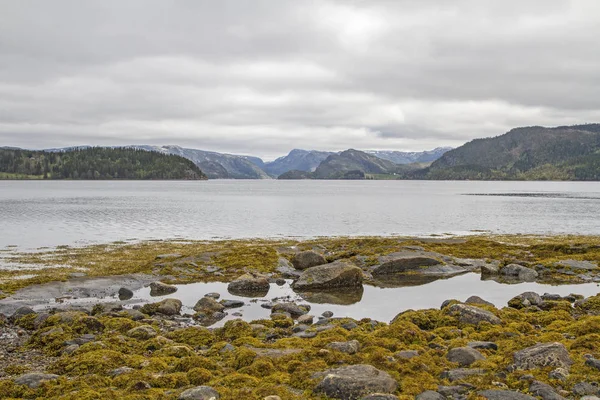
1 0 599 159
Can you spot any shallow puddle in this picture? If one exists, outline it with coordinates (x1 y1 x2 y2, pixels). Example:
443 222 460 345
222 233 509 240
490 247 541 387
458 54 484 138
81 273 600 327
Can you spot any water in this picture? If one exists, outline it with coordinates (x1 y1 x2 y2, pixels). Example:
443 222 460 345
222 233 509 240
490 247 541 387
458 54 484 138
47 274 600 327
1 180 600 250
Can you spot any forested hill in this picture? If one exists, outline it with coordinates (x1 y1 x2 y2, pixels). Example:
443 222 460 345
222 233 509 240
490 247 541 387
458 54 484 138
0 147 207 180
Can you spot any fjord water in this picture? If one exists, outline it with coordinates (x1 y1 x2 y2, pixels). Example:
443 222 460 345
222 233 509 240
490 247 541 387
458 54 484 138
1 180 600 249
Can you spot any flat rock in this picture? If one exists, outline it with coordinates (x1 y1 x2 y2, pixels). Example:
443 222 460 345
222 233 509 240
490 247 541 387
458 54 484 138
156 253 182 260
395 350 419 359
513 342 572 370
446 304 502 325
292 250 327 270
297 314 314 325
557 260 598 270
447 347 485 366
529 381 567 400
220 299 244 308
314 364 398 400
227 273 270 297
149 281 178 296
478 390 536 399
292 260 363 291
14 373 59 389
372 251 442 276
179 385 220 400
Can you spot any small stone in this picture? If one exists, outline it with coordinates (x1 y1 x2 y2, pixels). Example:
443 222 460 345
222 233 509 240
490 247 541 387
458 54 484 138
204 292 220 299
342 321 359 330
572 382 600 396
132 381 151 390
118 287 134 300
149 281 178 296
193 297 225 314
62 344 79 355
156 253 182 260
447 347 485 366
220 299 244 308
219 344 236 354
446 304 502 325
322 310 334 318
548 368 569 381
275 279 286 286
271 302 309 317
396 350 419 359
529 380 567 400
585 357 600 370
11 306 36 320
441 368 486 382
508 292 544 309
314 364 398 399
178 385 220 400
297 314 314 325
468 341 498 350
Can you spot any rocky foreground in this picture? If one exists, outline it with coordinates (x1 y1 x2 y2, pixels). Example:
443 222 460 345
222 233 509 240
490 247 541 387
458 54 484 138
0 236 600 399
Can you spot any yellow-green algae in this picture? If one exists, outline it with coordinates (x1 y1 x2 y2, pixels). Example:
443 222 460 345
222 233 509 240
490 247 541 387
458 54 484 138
2 234 600 297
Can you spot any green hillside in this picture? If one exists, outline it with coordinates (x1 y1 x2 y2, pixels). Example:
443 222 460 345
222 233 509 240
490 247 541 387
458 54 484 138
420 124 600 180
0 147 208 180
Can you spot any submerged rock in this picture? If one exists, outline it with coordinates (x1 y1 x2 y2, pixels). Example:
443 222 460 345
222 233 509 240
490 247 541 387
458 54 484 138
314 364 397 400
292 260 363 291
292 250 327 270
513 343 572 370
149 281 178 296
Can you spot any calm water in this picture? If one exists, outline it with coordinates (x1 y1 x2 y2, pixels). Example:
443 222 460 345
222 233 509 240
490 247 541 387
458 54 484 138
42 274 600 327
1 180 600 249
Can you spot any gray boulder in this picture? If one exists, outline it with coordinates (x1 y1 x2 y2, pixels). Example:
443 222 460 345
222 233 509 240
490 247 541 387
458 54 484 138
478 390 536 399
227 273 270 297
501 264 538 282
140 298 182 316
572 382 600 396
11 306 36 320
415 391 444 400
326 340 360 355
292 260 363 291
149 281 178 296
465 296 495 307
372 253 441 276
314 364 397 400
220 299 244 308
513 343 572 370
585 356 600 371
14 373 59 389
118 287 134 300
179 386 220 400
271 302 309 317
468 341 498 351
529 381 567 400
446 304 502 325
292 251 327 270
193 297 225 314
446 347 485 366
508 292 544 309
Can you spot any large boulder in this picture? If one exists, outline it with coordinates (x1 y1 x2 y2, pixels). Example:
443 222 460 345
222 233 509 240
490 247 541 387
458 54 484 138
513 343 572 370
446 347 485 366
314 364 397 400
227 273 270 297
149 281 178 296
372 252 461 276
478 390 536 399
292 260 363 291
292 251 327 270
500 264 538 282
140 298 182 316
508 292 544 309
193 297 225 314
445 304 502 325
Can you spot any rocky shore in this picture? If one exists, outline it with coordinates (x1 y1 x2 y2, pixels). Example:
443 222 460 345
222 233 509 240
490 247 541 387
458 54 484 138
0 235 599 399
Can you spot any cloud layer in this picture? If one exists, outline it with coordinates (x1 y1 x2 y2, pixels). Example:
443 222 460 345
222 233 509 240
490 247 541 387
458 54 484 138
1 0 600 159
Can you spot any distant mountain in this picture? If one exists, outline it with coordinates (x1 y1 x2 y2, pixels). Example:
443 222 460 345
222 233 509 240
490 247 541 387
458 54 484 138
0 147 207 180
134 145 270 179
366 147 452 164
419 124 600 180
264 149 333 177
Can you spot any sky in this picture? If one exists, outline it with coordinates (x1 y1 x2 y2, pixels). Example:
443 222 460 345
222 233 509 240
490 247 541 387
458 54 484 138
1 1 600 160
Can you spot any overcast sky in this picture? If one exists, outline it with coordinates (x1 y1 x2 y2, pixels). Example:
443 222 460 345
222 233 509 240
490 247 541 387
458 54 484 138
1 0 600 160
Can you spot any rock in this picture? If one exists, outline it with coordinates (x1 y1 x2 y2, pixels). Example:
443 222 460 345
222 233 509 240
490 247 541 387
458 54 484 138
468 341 498 350
314 364 397 400
437 385 473 397
360 395 399 400
342 321 359 330
14 373 59 389
227 273 270 297
572 382 600 396
478 390 536 399
127 325 157 340
118 287 134 300
109 367 134 377
446 347 485 366
275 278 286 286
219 343 236 353
441 368 486 382
195 311 226 327
508 292 544 309
11 306 36 320
481 264 500 276
219 299 244 308
293 331 317 339
501 264 538 282
529 381 567 400
264 397 282 400
513 343 572 370
292 260 363 291
372 252 442 276
122 309 146 321
205 292 220 299
141 298 182 316
297 314 314 325
548 368 569 381
179 386 220 400
322 310 334 318
132 381 151 390
271 302 309 317
415 391 444 400
292 250 327 270
149 281 178 296
395 350 419 359
465 296 495 307
446 304 502 325
193 297 225 314
585 357 600 370
557 260 598 270
326 340 360 355
276 257 302 279
63 344 79 355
